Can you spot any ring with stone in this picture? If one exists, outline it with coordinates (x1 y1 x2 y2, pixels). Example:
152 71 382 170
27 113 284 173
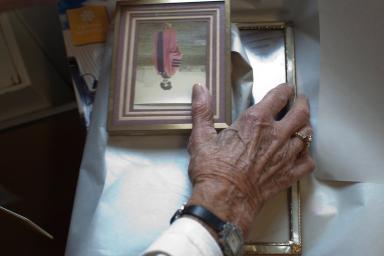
294 131 313 148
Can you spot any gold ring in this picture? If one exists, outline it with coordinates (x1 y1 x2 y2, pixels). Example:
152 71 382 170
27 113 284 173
294 131 313 148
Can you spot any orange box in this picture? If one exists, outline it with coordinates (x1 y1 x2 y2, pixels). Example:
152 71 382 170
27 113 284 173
67 5 109 46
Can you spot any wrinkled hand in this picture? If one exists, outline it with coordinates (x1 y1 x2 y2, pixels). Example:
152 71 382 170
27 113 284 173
187 84 315 237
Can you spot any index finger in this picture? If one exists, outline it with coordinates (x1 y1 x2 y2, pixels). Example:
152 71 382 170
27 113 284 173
188 84 217 152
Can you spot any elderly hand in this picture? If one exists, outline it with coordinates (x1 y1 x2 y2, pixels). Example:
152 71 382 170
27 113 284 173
187 83 315 237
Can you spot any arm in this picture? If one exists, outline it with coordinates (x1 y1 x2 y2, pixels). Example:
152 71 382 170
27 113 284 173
145 84 314 255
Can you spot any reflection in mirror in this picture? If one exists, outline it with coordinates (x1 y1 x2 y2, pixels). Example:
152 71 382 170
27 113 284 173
239 26 289 243
238 28 286 104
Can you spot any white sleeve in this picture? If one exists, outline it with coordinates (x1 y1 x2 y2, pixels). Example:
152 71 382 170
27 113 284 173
143 217 223 256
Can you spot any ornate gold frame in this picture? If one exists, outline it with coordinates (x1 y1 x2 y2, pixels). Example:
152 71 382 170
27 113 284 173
235 22 301 255
108 0 231 135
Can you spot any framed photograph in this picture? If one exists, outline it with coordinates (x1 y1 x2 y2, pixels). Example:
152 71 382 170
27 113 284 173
108 0 230 135
234 22 302 255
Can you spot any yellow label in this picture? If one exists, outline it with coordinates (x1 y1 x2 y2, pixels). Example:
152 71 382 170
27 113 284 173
67 5 109 46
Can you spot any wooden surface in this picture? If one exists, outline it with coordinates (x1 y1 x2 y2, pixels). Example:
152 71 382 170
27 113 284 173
0 110 85 256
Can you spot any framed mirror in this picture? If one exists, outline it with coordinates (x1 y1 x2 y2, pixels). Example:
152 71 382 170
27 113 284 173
235 22 301 255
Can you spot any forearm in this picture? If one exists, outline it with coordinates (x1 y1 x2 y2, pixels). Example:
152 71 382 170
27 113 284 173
144 217 223 256
187 178 259 237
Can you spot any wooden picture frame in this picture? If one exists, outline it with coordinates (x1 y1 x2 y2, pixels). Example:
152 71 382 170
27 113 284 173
108 0 231 135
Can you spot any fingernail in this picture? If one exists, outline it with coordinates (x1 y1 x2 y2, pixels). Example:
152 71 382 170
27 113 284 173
193 83 205 94
194 83 204 89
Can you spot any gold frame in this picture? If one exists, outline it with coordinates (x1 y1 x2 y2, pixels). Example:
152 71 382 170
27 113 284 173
235 22 301 255
108 0 231 135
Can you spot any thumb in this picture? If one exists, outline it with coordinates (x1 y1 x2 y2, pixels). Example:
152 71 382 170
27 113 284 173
189 84 217 147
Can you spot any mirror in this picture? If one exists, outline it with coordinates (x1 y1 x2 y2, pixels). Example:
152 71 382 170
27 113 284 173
236 23 301 255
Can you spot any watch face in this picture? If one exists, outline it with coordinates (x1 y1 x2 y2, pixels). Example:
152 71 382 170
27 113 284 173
227 230 242 253
222 224 243 255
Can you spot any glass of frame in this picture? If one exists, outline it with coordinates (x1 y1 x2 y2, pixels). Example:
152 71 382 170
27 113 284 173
108 0 231 135
235 22 302 255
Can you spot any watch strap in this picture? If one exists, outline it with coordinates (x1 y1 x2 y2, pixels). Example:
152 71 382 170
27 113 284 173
170 205 225 233
170 204 244 256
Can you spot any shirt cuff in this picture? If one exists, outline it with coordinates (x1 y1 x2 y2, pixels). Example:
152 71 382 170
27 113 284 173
143 216 223 256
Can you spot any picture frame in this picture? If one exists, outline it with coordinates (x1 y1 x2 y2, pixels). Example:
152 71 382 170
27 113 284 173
234 22 302 255
108 0 231 135
0 11 77 131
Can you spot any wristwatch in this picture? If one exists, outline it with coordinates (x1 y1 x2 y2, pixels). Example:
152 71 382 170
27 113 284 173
170 204 244 256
